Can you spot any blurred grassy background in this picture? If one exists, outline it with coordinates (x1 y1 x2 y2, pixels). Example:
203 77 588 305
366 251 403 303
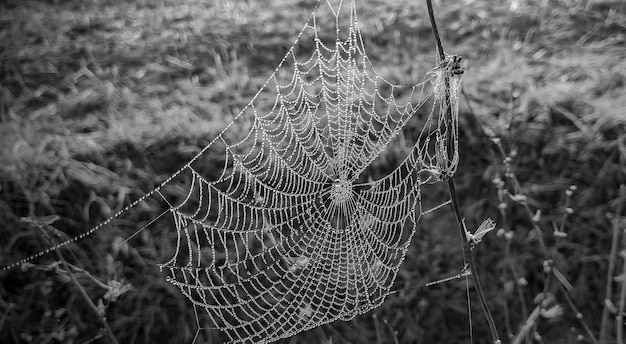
0 0 625 343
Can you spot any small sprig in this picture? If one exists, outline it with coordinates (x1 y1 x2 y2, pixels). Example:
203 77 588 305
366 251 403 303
466 218 496 249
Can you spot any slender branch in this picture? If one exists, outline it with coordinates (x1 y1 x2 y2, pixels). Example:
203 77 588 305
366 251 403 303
425 1 500 343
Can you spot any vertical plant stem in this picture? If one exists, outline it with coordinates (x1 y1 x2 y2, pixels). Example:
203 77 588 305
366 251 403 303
463 83 530 337
384 319 400 344
502 295 512 339
600 215 621 343
425 0 445 60
424 1 500 342
373 314 383 344
617 225 626 344
448 180 501 343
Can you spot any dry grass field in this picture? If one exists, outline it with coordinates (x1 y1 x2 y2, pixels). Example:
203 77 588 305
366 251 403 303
0 0 625 343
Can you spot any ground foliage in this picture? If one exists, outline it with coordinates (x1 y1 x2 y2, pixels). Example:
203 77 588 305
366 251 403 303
0 0 625 343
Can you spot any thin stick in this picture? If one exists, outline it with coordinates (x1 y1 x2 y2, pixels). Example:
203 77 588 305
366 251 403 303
425 0 445 60
425 1 500 342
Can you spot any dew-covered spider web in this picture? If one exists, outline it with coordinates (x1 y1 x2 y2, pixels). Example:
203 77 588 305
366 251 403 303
4 0 464 343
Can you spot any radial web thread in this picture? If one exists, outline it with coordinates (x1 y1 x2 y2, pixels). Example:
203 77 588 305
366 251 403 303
154 1 462 342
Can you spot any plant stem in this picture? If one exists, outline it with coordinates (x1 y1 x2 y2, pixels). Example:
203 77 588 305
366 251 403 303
511 303 542 344
37 224 119 344
557 281 599 344
373 314 383 344
425 0 445 60
600 214 621 343
463 82 530 334
448 179 501 343
55 250 120 344
384 319 400 344
424 0 500 342
618 223 626 344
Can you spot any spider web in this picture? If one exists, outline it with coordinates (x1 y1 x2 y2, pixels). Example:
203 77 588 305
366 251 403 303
4 0 463 343
154 1 461 342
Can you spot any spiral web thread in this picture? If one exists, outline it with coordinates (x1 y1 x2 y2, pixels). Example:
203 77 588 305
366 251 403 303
155 1 462 342
3 0 462 343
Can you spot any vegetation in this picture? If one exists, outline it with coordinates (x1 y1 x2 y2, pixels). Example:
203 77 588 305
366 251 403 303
0 0 624 343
